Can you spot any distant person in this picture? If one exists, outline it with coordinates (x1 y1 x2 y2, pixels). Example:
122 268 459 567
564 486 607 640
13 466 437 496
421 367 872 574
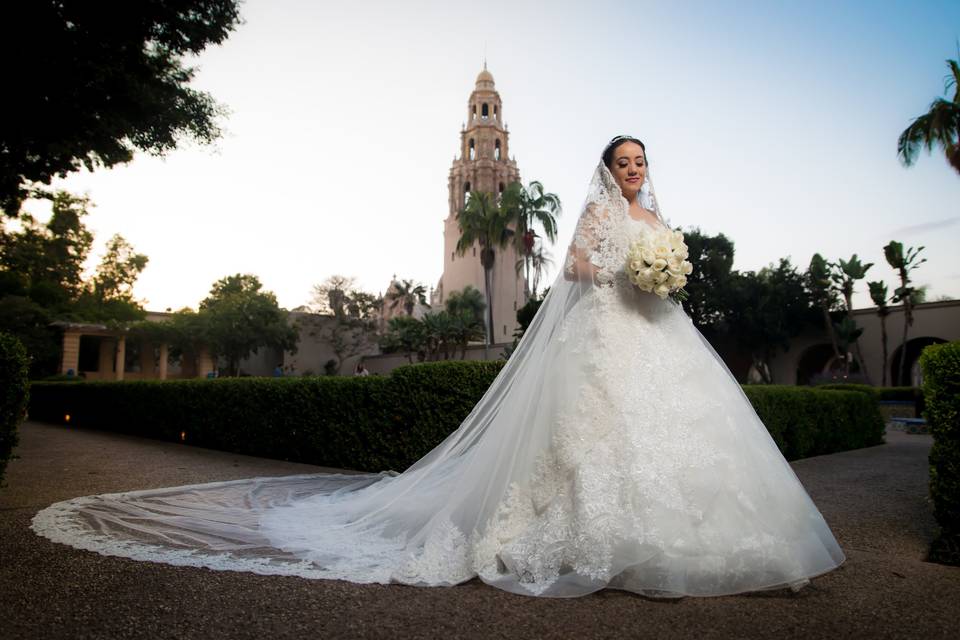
273 364 283 377
354 362 369 377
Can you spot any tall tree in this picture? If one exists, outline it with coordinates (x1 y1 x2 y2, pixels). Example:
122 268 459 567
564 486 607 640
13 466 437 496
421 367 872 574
868 280 891 386
898 57 960 176
0 191 94 306
830 254 873 380
379 316 428 364
311 275 356 320
805 254 843 370
729 259 813 384
884 241 927 385
444 286 486 358
501 181 561 299
90 235 149 304
0 1 242 215
199 274 298 376
308 276 380 374
456 191 514 345
386 279 429 317
681 228 736 333
528 242 554 300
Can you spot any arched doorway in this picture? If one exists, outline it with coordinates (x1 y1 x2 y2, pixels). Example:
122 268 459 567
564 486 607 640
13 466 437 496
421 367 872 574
890 336 948 386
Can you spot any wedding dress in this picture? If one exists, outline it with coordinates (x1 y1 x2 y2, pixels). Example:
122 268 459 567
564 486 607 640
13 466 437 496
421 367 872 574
32 162 845 597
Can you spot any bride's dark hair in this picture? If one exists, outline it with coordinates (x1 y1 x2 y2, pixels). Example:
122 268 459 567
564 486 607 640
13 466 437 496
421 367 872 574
602 135 646 168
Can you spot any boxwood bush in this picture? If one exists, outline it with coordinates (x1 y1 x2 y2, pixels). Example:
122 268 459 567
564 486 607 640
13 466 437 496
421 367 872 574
1 332 30 485
920 341 960 565
817 383 924 416
743 385 884 459
28 361 884 472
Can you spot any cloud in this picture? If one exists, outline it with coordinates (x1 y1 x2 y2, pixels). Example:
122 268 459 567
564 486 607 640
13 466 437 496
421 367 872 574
887 216 960 238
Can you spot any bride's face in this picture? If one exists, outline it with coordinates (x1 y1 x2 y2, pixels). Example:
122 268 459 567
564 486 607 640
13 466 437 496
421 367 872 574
608 141 647 203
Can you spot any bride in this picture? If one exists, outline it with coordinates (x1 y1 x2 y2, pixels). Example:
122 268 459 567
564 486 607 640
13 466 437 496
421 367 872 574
32 136 845 598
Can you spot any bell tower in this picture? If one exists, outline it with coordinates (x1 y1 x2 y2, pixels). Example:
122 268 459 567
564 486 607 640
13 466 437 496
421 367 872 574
433 66 525 344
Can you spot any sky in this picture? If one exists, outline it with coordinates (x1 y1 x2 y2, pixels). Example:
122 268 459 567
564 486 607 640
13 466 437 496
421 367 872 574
28 0 960 311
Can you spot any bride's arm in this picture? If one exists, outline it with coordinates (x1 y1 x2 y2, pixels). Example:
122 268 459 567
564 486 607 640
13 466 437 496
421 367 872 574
564 204 611 286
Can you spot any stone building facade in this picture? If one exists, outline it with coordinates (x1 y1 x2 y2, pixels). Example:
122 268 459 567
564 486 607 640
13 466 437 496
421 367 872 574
431 66 526 344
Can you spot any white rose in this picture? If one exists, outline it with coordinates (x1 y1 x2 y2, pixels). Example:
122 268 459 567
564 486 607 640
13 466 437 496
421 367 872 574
654 244 670 258
673 275 687 289
682 261 693 275
654 283 671 299
655 270 669 284
652 258 667 271
667 256 683 273
675 246 689 261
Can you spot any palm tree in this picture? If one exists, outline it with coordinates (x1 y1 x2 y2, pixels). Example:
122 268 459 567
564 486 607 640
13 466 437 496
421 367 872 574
386 279 429 317
898 58 960 175
883 241 927 385
830 254 873 380
868 280 890 386
501 181 561 299
444 285 486 358
422 311 456 360
805 254 843 371
456 191 514 344
516 239 554 299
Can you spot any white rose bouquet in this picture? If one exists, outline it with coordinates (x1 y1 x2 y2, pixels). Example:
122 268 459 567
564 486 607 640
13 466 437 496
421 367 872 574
625 228 693 302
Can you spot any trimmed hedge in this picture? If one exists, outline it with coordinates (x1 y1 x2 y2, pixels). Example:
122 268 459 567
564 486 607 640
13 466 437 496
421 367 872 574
27 361 885 472
1 332 30 485
817 383 924 416
743 386 884 460
28 361 506 472
920 341 960 565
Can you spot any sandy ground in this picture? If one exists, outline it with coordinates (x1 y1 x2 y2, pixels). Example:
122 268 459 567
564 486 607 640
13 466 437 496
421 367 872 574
1 421 957 640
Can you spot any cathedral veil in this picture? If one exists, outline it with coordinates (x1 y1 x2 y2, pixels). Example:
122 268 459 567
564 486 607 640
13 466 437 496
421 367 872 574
32 160 845 597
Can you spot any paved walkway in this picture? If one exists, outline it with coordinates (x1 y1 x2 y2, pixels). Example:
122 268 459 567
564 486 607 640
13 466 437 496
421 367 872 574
1 421 957 639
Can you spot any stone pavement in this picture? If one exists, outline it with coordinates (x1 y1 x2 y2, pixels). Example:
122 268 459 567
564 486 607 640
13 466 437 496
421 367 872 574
1 421 957 639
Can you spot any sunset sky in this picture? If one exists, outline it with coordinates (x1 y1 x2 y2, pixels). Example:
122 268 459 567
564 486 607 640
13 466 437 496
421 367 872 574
29 0 960 311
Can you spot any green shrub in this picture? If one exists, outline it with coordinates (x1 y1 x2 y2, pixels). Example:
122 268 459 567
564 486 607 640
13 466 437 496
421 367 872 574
28 361 508 472
28 361 883 472
743 385 885 460
817 383 924 417
920 341 960 565
0 332 30 485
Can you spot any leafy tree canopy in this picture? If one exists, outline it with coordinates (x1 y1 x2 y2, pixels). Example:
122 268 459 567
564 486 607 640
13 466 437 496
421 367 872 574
199 273 298 375
681 227 735 332
0 1 243 215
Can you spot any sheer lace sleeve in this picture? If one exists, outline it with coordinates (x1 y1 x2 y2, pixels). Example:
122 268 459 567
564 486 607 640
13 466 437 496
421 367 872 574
564 203 611 285
564 162 630 287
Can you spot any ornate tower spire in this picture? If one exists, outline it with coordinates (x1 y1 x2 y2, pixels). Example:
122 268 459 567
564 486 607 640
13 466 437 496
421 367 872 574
434 67 525 344
446 67 518 219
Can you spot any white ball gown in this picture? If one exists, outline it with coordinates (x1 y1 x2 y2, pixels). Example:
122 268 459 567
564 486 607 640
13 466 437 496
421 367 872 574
32 162 845 598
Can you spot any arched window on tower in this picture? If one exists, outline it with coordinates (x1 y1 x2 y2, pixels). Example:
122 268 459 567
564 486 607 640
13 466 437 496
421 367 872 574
464 181 471 195
494 105 498 120
494 139 501 161
482 103 489 119
472 105 476 120
468 139 475 160
498 182 505 194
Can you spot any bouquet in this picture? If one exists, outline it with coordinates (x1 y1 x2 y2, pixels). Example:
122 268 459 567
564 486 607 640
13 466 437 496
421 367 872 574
625 228 693 302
